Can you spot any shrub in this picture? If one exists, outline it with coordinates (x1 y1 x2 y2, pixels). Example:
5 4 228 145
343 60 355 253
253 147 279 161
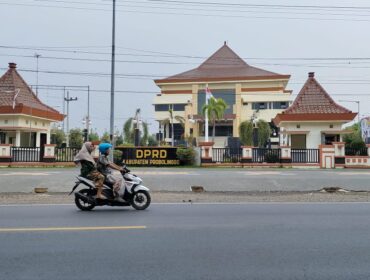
176 147 195 166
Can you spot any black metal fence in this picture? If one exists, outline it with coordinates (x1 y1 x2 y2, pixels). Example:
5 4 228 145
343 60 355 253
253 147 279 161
11 147 41 162
345 147 368 156
291 149 320 163
213 148 242 163
55 147 80 162
252 148 281 163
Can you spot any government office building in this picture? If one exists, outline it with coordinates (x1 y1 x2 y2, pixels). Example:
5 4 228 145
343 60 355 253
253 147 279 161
153 42 292 147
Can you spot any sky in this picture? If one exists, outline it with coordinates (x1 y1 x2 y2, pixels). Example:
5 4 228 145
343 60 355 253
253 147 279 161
0 0 370 135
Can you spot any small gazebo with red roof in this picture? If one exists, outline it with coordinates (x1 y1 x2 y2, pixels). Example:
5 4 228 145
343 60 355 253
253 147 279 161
274 72 357 149
0 63 64 147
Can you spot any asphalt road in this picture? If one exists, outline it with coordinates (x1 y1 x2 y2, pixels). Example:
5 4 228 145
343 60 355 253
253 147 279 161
0 167 370 192
1 203 370 280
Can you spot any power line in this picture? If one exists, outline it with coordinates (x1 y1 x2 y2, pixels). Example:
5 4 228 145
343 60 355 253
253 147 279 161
2 1 370 22
3 45 370 63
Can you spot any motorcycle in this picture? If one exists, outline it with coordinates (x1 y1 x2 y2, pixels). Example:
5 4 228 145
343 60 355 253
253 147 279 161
69 165 151 211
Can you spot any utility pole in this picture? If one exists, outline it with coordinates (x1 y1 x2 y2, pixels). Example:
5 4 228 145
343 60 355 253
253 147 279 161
110 0 116 161
64 91 78 147
82 86 91 142
62 86 66 133
34 53 41 96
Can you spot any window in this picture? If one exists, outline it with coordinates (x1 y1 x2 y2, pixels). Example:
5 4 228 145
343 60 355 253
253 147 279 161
272 102 288 109
252 102 267 110
197 89 235 114
173 104 186 111
0 132 5 144
155 104 169 111
4 120 8 124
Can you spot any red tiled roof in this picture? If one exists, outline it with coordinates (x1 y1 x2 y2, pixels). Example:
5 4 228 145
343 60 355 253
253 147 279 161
155 43 290 84
274 73 356 124
0 63 64 121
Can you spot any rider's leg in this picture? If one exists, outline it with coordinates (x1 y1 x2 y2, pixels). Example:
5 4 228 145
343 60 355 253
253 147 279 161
93 172 106 199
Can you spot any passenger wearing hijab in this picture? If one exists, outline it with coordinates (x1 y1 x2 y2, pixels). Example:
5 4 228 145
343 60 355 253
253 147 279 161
74 142 106 199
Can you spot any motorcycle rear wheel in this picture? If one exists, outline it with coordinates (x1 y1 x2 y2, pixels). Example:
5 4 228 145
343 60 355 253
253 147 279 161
131 190 151 210
75 189 96 211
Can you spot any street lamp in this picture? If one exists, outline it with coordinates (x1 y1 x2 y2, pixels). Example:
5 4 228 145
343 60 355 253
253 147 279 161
338 100 360 123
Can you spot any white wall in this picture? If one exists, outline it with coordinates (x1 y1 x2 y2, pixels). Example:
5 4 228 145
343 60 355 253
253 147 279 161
280 121 344 149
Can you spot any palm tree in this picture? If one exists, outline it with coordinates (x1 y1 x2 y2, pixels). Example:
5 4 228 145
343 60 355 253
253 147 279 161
160 114 185 146
123 118 149 145
202 97 228 142
169 109 174 146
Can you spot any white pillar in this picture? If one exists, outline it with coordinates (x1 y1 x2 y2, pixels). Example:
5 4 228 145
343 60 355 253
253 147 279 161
36 132 41 147
15 130 21 147
46 131 51 144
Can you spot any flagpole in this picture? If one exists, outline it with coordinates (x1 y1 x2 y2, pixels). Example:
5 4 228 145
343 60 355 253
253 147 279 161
205 84 209 142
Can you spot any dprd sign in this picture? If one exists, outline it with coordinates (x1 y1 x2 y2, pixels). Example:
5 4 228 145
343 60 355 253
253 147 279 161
117 147 180 166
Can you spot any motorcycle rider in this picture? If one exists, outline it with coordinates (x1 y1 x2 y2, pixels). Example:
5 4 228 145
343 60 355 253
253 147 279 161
97 143 125 202
74 142 106 200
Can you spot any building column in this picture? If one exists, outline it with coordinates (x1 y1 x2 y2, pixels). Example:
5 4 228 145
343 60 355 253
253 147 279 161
15 130 21 147
233 83 242 137
36 131 41 147
46 131 51 144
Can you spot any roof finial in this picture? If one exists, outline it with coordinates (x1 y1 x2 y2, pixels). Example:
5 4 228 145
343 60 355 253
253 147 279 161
308 72 315 78
8 62 17 69
224 41 227 46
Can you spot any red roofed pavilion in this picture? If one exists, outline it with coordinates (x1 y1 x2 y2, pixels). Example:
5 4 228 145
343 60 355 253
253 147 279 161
0 63 64 148
274 72 357 149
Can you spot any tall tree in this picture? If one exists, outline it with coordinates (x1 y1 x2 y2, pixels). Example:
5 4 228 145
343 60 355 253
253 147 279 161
123 118 149 145
69 129 84 148
343 123 366 150
100 132 110 143
239 121 253 146
50 129 65 147
256 120 271 148
202 97 228 142
169 109 174 146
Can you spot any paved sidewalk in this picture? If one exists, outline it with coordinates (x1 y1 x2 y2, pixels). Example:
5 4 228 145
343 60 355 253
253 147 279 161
1 167 370 193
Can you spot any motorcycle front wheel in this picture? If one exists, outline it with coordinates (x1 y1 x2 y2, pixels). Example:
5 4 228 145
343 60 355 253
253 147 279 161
75 188 96 211
131 190 151 210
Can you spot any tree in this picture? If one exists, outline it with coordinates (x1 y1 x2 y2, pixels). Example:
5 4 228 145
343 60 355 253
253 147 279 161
50 129 65 147
239 121 253 146
115 134 124 146
123 118 135 144
169 109 174 146
88 132 99 142
100 132 110 143
147 135 158 146
256 120 271 148
123 118 149 146
69 129 83 148
202 97 228 142
343 123 366 150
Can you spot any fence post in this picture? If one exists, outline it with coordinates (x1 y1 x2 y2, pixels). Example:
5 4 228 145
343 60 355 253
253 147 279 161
198 142 214 164
319 145 335 168
0 144 12 163
333 142 345 167
280 145 291 163
43 144 56 162
241 146 253 163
